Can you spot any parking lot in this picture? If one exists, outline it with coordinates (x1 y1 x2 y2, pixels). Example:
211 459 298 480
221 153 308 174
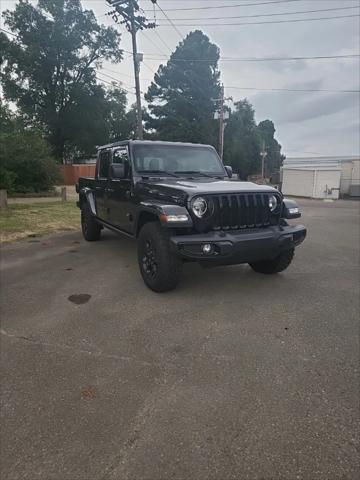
1 198 359 480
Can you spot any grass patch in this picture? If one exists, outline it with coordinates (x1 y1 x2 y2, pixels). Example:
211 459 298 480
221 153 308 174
0 201 80 242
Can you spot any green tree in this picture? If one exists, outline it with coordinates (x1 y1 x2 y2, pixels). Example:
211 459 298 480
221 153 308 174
0 129 59 193
0 99 14 134
105 87 138 142
145 30 220 146
257 120 285 178
0 0 123 161
223 99 261 179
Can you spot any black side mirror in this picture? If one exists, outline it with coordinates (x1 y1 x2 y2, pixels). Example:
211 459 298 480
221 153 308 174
224 165 233 178
110 163 125 179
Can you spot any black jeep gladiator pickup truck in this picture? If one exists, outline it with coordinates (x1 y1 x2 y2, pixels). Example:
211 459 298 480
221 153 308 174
76 140 306 292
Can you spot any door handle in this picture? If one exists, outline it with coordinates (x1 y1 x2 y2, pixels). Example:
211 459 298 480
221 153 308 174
105 188 115 193
95 186 102 191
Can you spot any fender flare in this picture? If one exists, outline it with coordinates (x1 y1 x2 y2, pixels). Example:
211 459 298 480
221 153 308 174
79 187 97 216
135 202 193 236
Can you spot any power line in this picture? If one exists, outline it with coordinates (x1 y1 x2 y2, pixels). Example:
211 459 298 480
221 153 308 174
225 86 360 93
139 29 169 56
0 28 16 37
142 61 157 75
153 28 173 53
155 13 360 27
96 70 135 89
102 66 152 82
143 0 305 13
141 53 360 62
155 2 185 40
95 74 136 95
160 5 360 22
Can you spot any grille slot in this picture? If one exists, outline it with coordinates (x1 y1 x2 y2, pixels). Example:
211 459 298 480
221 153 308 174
206 193 274 230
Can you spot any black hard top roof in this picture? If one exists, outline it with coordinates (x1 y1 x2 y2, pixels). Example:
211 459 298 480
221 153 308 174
97 140 215 150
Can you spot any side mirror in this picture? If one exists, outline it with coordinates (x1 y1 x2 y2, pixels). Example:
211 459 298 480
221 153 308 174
224 165 233 178
110 163 125 179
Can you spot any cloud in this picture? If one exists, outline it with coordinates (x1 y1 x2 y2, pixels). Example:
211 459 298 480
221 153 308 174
277 92 358 124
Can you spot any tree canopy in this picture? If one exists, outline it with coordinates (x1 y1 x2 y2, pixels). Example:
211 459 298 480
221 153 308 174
145 30 220 146
0 0 123 160
223 100 261 179
257 120 285 177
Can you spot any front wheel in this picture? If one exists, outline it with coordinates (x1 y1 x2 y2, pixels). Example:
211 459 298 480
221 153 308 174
249 248 295 274
137 222 182 292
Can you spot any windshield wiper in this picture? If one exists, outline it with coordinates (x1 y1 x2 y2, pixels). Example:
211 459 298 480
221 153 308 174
137 169 180 178
175 170 223 178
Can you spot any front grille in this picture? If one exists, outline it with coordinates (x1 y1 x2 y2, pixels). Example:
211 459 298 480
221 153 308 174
197 193 280 231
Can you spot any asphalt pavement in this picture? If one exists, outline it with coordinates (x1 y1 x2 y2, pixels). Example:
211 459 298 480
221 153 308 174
1 199 359 480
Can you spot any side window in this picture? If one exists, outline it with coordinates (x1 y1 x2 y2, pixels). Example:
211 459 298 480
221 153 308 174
99 151 111 179
113 148 129 178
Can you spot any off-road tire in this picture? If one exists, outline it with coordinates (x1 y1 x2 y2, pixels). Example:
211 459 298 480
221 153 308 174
138 222 182 292
81 202 101 241
249 248 295 274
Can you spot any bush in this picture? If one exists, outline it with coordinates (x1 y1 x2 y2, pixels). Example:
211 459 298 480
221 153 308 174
0 167 17 193
0 130 60 193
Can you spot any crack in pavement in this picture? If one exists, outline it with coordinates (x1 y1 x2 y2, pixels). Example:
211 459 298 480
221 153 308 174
0 329 154 367
100 376 184 480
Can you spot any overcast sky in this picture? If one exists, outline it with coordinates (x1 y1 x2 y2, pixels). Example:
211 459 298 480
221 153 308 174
1 0 360 157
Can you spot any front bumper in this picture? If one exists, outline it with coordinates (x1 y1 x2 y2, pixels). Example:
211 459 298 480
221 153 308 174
170 224 306 265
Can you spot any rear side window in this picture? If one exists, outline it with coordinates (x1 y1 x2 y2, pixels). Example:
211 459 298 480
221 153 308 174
113 147 130 178
99 151 111 178
113 148 128 165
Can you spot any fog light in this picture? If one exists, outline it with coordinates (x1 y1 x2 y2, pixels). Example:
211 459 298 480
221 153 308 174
202 243 213 254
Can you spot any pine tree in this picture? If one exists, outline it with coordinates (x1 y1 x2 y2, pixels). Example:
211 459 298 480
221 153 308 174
145 30 220 146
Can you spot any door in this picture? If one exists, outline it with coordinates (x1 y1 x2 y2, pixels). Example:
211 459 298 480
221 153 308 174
106 146 134 233
95 150 111 220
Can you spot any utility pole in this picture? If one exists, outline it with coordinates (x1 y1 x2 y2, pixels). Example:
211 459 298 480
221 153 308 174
214 84 231 161
218 84 225 161
260 140 267 181
106 1 156 140
129 2 143 139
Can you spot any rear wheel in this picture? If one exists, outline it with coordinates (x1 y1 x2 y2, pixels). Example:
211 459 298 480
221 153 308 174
81 202 101 241
249 248 294 274
138 222 182 292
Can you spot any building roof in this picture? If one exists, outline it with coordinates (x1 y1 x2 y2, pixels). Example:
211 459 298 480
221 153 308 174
283 155 359 170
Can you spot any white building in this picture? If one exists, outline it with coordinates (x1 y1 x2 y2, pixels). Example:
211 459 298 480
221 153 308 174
281 156 360 199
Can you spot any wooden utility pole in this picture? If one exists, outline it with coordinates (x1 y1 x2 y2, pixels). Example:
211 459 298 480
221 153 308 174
260 140 267 180
218 85 225 161
214 85 231 161
106 1 156 140
129 2 143 139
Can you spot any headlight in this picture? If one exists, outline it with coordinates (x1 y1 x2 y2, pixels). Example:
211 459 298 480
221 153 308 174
268 194 278 212
192 197 207 218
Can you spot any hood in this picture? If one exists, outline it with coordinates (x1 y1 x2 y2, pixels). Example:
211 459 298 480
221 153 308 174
135 177 279 205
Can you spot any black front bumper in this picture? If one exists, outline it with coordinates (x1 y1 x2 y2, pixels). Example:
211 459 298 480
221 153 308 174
170 224 306 265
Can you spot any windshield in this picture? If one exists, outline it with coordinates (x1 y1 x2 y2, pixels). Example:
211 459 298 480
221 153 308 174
133 144 225 177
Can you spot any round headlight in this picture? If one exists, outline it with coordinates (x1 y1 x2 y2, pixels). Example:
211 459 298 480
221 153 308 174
269 194 278 212
192 197 207 218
